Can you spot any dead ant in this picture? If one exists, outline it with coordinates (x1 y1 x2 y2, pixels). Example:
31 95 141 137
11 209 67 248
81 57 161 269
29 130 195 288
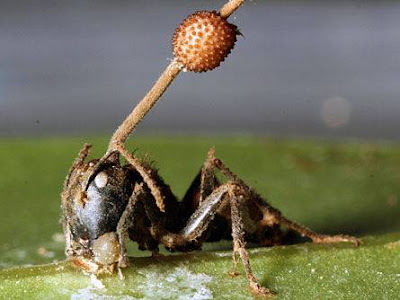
61 1 360 296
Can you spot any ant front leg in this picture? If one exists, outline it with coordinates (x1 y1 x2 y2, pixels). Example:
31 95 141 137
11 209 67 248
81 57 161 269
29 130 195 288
115 184 142 273
113 142 167 213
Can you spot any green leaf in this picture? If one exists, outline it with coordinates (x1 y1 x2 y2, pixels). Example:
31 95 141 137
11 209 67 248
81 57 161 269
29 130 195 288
0 234 399 299
0 136 399 298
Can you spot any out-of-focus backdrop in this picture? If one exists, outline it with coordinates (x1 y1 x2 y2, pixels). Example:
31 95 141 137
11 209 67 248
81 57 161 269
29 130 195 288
1 0 399 139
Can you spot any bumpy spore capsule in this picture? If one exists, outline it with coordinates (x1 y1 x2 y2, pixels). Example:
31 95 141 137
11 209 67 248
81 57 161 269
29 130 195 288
172 11 238 72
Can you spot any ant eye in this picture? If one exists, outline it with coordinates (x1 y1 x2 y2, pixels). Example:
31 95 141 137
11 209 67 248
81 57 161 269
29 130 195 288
94 171 108 188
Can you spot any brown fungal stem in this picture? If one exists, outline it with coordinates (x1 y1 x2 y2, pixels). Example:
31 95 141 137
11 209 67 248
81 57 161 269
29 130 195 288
220 0 245 18
108 60 181 151
107 0 245 151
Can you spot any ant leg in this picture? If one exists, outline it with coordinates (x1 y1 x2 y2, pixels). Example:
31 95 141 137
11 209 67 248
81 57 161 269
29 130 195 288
199 148 219 203
62 144 92 256
180 148 220 220
180 184 231 242
77 142 166 214
179 182 273 296
208 151 361 246
229 188 274 296
62 143 92 192
116 183 143 272
276 214 361 246
114 143 167 213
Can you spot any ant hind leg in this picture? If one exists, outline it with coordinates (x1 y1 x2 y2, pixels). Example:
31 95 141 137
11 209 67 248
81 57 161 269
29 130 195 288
209 150 361 247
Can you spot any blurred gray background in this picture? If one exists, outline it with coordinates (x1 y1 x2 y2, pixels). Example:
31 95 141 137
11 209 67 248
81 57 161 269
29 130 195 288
1 0 399 140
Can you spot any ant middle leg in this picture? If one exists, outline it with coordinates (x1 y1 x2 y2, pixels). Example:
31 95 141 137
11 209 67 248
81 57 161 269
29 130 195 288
179 181 273 296
142 150 274 295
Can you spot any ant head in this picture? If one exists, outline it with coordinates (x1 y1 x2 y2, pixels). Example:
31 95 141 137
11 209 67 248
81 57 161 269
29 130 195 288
62 146 135 271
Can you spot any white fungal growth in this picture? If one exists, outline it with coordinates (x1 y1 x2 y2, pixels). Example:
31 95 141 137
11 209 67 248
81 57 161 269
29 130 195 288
69 266 213 300
138 266 213 300
71 275 107 300
90 274 106 289
214 251 232 257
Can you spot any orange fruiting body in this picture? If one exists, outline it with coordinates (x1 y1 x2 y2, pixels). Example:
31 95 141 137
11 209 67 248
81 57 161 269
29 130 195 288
172 11 238 73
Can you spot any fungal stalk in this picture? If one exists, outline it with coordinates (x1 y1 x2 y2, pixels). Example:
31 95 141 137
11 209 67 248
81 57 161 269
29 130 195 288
107 0 244 152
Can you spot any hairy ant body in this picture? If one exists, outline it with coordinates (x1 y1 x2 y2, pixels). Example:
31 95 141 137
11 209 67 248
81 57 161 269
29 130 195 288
61 2 360 296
